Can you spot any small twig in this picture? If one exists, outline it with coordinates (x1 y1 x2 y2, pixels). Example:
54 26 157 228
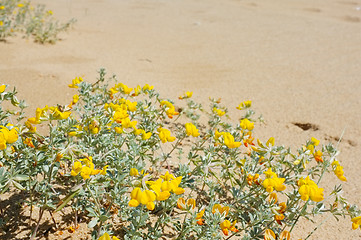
29 207 44 240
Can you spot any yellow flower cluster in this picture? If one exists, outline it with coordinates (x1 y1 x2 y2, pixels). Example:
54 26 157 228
27 106 48 125
0 124 18 150
213 107 225 117
306 137 323 163
71 156 107 180
179 91 193 100
129 171 184 210
247 173 260 185
68 77 83 88
331 161 347 181
160 100 179 119
105 99 141 134
262 168 286 193
236 100 252 110
25 105 71 132
297 176 324 202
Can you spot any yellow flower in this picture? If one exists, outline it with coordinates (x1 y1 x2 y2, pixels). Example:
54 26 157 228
266 137 275 147
121 117 137 129
71 157 101 180
49 107 71 120
128 188 156 210
310 137 320 146
68 77 83 88
47 10 53 15
71 161 82 176
0 21 3 26
223 132 241 148
125 100 137 112
331 161 347 181
177 197 196 210
262 168 286 193
148 171 184 195
142 84 154 92
185 123 200 137
0 132 7 150
196 209 205 225
120 83 133 94
279 230 291 240
113 109 128 123
114 127 123 134
89 120 100 134
160 100 179 119
1 126 19 144
236 100 251 110
240 118 254 131
132 85 141 96
220 220 238 236
141 130 152 140
298 176 324 202
158 128 176 143
0 6 5 10
130 168 139 177
213 107 225 116
179 91 193 99
98 232 120 240
69 94 79 107
247 173 260 185
100 165 108 175
0 85 6 93
268 192 278 204
264 229 276 240
17 3 24 7
212 204 229 216
214 129 224 140
351 216 361 230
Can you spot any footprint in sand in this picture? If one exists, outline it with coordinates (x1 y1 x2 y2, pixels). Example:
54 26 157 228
341 15 361 22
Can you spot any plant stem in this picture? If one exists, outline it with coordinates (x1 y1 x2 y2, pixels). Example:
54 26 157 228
29 207 44 240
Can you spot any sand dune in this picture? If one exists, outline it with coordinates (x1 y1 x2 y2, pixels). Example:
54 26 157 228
1 0 360 239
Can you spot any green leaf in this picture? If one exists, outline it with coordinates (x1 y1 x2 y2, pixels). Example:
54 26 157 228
12 180 25 191
12 174 29 181
88 218 98 228
54 188 81 212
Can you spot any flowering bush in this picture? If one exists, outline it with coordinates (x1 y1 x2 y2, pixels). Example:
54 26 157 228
0 0 75 43
0 69 360 239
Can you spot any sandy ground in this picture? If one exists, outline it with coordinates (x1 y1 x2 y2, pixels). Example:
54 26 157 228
1 0 361 239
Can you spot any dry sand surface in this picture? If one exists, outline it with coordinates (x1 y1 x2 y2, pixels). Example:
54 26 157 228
1 0 361 239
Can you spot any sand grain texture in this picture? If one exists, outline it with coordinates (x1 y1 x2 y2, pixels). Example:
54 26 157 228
1 0 361 239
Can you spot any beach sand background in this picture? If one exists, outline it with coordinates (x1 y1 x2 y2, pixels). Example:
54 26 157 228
1 0 361 239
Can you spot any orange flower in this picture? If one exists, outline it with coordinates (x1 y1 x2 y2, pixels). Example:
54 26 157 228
196 209 205 225
24 138 35 148
314 150 323 163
